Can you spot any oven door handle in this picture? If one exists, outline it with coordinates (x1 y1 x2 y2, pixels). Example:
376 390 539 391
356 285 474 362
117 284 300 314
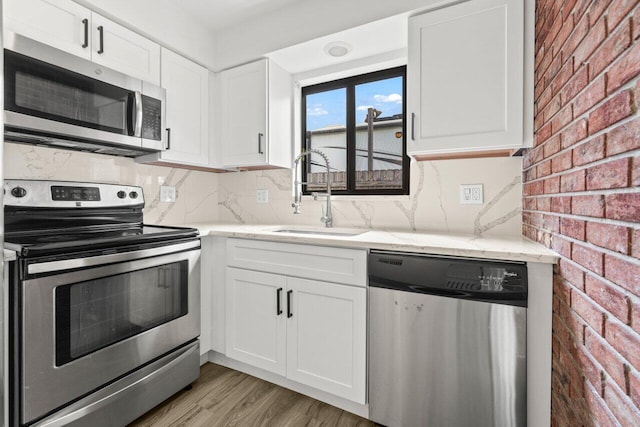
27 240 200 275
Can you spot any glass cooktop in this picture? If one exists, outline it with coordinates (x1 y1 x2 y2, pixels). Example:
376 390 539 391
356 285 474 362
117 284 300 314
5 225 199 257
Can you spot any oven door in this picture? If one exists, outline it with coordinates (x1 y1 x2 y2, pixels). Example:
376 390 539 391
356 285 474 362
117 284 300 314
20 241 200 425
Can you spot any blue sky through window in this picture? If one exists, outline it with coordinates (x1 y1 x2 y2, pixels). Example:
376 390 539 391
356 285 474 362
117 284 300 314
306 77 403 131
306 88 346 131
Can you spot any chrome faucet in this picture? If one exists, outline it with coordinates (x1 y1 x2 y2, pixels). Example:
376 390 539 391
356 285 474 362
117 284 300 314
292 149 333 227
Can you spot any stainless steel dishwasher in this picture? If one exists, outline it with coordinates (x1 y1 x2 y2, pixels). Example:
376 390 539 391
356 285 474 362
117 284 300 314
368 250 527 427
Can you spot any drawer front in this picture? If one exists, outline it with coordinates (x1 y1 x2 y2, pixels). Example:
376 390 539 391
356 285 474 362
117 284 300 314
227 238 367 287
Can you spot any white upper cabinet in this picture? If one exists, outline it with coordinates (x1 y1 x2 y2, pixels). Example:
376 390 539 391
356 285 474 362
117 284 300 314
4 0 92 59
137 48 210 166
91 13 160 85
217 58 292 169
407 0 524 159
4 0 161 85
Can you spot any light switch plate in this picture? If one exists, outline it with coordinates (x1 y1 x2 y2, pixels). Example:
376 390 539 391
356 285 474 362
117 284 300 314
256 189 269 204
160 185 176 203
460 184 483 204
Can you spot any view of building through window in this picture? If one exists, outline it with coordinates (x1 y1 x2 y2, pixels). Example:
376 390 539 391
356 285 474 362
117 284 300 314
302 67 408 195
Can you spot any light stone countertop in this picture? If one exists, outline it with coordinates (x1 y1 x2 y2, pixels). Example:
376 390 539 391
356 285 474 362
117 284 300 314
185 223 558 264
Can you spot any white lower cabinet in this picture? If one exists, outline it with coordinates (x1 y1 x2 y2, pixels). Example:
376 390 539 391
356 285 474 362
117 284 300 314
285 277 366 403
223 239 367 404
226 268 286 375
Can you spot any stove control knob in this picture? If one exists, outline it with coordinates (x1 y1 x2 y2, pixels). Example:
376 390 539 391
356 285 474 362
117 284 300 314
129 191 139 199
11 186 27 198
117 191 127 199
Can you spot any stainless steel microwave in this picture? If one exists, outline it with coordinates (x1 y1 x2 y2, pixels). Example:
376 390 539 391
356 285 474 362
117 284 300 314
3 31 166 157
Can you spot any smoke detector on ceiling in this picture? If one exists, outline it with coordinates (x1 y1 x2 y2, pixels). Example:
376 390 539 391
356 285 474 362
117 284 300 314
324 41 352 57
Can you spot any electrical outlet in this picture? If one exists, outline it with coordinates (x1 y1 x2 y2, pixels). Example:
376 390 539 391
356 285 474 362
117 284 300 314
460 184 483 204
160 185 176 203
256 189 269 204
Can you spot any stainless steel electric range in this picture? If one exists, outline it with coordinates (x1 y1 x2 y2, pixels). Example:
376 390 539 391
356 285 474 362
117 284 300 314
4 179 201 427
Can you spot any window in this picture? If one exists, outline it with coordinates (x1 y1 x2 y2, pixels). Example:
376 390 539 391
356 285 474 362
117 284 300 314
301 66 409 195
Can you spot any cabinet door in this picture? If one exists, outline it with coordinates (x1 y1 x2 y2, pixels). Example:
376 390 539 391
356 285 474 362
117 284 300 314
4 0 91 59
91 13 160 85
219 59 268 167
226 268 286 375
159 48 210 165
286 277 366 404
407 0 523 156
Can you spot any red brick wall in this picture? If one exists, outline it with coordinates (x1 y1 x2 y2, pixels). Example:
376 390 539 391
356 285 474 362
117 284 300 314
525 0 640 425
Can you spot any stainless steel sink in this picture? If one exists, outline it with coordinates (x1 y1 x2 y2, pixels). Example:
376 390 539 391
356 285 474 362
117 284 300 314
273 228 365 237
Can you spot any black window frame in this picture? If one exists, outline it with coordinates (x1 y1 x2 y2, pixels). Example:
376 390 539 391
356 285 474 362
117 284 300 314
301 66 409 196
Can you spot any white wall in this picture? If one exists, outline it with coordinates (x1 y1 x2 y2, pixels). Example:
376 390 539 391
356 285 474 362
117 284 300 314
212 0 462 70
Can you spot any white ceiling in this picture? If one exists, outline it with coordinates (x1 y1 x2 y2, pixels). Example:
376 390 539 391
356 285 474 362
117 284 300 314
179 0 407 73
176 0 431 70
178 0 301 32
267 14 408 75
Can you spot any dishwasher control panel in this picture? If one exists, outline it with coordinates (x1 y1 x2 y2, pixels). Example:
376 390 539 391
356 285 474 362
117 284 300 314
368 250 527 307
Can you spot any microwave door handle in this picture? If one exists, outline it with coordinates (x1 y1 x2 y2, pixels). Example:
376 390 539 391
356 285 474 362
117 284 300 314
126 92 136 136
134 91 143 137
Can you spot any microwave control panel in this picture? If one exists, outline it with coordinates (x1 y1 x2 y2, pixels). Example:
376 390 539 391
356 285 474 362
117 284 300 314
141 95 162 141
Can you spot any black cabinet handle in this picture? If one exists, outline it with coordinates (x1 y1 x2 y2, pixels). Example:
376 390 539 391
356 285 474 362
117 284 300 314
166 128 171 150
276 288 283 315
286 290 293 318
411 112 416 141
82 19 89 48
97 25 104 54
258 133 264 154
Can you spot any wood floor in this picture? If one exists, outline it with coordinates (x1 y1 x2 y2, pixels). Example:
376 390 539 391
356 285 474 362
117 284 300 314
128 363 375 427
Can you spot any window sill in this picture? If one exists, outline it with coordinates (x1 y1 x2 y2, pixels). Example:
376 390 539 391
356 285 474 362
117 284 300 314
301 194 411 202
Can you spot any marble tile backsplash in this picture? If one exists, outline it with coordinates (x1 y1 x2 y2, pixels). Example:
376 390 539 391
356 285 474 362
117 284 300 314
216 157 523 236
3 143 220 225
4 143 523 237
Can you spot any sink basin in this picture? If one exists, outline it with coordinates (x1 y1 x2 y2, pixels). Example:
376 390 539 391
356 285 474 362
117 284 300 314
273 227 365 237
